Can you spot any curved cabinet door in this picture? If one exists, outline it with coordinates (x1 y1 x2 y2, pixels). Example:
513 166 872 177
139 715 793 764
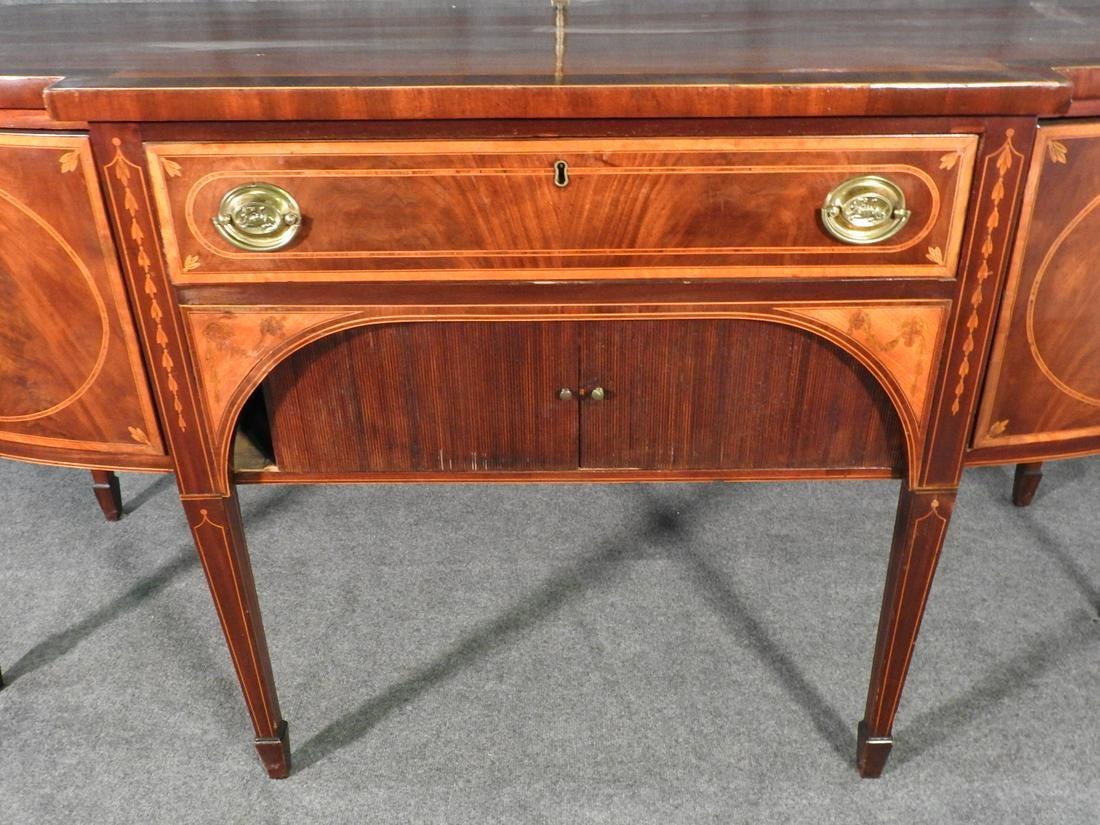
974 121 1100 460
0 133 164 468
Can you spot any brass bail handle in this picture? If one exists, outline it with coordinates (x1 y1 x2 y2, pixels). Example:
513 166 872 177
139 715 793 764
213 182 302 252
820 175 910 245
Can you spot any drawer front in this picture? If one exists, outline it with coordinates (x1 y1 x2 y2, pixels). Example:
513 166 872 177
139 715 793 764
0 133 164 463
974 121 1100 455
147 136 977 284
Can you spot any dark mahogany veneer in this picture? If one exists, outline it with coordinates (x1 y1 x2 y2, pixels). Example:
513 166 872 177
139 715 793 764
1 1 1099 781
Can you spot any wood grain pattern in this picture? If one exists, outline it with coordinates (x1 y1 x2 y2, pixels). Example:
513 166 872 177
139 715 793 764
0 109 86 130
5 1 1092 119
94 127 224 495
265 322 580 473
146 136 976 282
785 304 948 424
180 300 944 491
95 127 292 780
0 134 164 461
974 121 1100 453
182 494 289 778
185 309 352 442
0 7 1086 783
917 119 1033 487
859 488 955 778
576 319 904 473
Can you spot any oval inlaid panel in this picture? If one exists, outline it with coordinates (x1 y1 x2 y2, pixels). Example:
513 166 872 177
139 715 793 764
0 187 109 420
1027 195 1100 406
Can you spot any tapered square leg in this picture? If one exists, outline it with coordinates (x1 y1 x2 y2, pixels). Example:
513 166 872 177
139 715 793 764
858 485 956 778
1012 462 1043 507
255 720 291 779
183 493 290 778
90 470 123 521
856 720 893 778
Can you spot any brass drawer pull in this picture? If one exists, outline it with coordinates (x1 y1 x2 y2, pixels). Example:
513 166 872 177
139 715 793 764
213 183 302 251
820 175 910 245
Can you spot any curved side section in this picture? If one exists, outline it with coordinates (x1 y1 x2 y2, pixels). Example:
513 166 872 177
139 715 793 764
0 440 173 473
180 306 937 496
0 184 110 422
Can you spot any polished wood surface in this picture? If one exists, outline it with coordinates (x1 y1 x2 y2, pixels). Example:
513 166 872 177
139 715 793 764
265 322 580 473
916 121 1032 488
2 2 1098 119
261 317 906 476
0 133 164 467
180 298 948 493
0 1 1093 84
182 492 288 779
859 487 955 777
1 3 1098 784
1012 461 1044 506
146 136 976 282
576 319 905 472
973 121 1100 458
89 469 122 521
92 125 293 776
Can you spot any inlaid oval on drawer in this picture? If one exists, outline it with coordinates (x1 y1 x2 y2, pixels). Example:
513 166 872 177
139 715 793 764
146 136 977 283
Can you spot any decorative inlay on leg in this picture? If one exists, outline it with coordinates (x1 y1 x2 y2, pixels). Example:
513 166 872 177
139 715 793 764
104 138 189 433
859 487 956 778
951 130 1023 415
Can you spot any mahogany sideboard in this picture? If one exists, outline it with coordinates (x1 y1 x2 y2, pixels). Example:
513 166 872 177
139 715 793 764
2 0 1100 780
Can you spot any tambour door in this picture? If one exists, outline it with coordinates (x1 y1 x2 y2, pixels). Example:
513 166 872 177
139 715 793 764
0 134 164 465
258 318 909 478
577 320 905 473
262 322 580 473
974 121 1100 456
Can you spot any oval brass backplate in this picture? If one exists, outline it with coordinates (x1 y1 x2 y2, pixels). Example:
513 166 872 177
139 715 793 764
213 182 302 252
820 175 910 245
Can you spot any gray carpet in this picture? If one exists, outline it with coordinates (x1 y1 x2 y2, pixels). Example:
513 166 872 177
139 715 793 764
0 457 1097 824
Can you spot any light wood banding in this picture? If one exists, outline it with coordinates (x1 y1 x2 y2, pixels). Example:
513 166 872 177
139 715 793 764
974 121 1100 452
147 136 977 284
0 134 164 459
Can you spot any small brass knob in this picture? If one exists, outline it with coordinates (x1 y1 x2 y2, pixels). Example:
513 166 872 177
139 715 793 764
213 183 302 251
558 388 574 401
820 175 910 245
588 386 606 402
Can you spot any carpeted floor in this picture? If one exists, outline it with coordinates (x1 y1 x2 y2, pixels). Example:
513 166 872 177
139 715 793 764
0 457 1097 824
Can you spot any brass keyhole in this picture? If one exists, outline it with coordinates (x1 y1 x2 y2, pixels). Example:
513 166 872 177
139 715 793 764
553 160 570 188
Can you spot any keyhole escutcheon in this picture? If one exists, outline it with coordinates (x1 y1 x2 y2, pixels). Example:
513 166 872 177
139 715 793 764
553 159 569 188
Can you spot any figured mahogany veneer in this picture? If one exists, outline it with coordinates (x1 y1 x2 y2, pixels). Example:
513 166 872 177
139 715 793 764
0 133 163 466
972 121 1100 460
2 0 1100 788
145 136 976 283
179 297 948 493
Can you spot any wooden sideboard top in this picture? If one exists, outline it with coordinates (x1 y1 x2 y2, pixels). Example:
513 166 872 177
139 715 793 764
1 1 1100 120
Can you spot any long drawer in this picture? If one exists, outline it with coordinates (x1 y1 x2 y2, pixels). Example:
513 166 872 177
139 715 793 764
146 136 977 283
